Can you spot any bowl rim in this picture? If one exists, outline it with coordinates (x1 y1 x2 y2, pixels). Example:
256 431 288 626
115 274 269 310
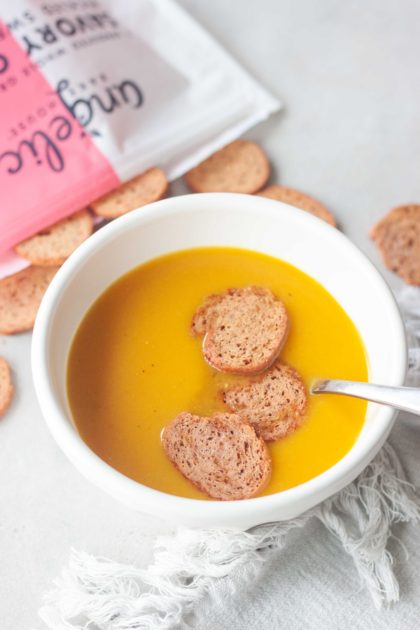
31 192 407 520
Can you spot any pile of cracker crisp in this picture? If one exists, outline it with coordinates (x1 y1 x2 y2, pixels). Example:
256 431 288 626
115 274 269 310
163 285 306 500
0 139 418 417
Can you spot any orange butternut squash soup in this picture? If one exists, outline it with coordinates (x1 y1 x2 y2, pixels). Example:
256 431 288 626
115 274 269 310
67 246 368 499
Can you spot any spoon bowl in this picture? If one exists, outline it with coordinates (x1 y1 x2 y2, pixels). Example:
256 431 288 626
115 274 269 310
312 379 419 416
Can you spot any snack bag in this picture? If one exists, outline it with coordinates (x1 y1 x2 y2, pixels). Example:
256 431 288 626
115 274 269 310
0 0 279 262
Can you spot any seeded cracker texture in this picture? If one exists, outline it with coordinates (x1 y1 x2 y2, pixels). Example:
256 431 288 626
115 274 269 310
184 140 270 193
162 412 272 500
0 266 59 334
223 363 308 441
370 204 420 285
0 357 13 416
191 286 289 374
258 185 336 226
15 209 93 266
91 168 168 218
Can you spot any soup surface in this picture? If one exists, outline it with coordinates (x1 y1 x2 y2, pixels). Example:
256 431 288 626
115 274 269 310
67 246 368 499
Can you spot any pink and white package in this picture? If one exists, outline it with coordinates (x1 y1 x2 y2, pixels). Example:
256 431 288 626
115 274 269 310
0 0 279 271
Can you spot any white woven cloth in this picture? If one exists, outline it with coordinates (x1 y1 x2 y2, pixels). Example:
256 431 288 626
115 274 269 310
38 289 420 630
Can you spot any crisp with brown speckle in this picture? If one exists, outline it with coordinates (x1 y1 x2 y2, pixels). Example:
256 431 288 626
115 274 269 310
370 204 420 285
0 266 59 334
223 363 307 441
162 411 271 500
184 140 270 193
258 185 336 226
191 286 289 375
0 357 14 416
91 168 168 218
15 210 93 266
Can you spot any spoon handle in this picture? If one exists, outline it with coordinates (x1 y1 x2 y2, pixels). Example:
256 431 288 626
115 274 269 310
312 379 420 416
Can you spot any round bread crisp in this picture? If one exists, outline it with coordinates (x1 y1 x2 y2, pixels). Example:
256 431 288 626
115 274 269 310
370 204 420 285
258 185 336 226
15 210 93 266
223 363 307 441
0 357 13 416
0 266 59 334
191 286 289 374
162 412 271 500
91 168 168 218
184 140 270 193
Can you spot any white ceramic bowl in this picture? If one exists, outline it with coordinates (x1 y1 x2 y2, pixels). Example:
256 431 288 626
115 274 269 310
31 193 406 529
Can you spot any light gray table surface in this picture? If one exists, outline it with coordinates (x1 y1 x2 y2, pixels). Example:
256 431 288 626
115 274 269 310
2 1 420 628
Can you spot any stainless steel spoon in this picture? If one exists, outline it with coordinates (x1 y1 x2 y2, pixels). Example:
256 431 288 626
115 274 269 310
312 379 420 415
